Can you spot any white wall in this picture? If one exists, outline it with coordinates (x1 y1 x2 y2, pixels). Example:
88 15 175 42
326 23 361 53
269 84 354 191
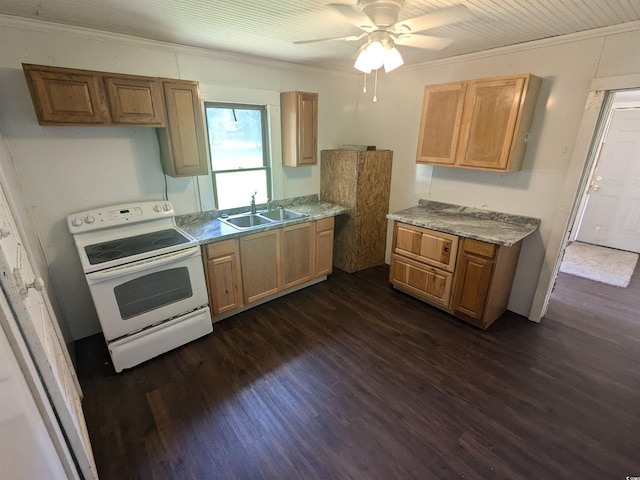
0 19 362 339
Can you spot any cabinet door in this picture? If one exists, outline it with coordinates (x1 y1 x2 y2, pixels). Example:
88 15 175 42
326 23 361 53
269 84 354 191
390 254 453 308
281 222 315 289
157 80 209 177
452 252 494 322
456 76 526 170
240 230 281 303
394 223 458 272
416 82 466 165
22 64 109 125
205 240 243 316
281 91 318 167
103 76 165 126
298 92 318 166
315 217 334 277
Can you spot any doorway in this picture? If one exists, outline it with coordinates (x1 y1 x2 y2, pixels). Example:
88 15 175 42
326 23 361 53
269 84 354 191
572 91 640 254
553 88 640 315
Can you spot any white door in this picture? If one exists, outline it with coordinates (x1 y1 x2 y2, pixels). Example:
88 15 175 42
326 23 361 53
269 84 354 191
0 180 97 479
576 107 640 253
0 292 73 480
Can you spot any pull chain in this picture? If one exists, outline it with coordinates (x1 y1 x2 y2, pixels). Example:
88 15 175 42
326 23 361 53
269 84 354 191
373 69 378 103
362 72 367 93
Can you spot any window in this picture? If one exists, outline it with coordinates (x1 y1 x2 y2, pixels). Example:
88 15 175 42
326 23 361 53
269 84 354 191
205 102 271 209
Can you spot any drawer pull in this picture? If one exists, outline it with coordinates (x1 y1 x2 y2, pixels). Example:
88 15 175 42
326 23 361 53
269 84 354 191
444 247 450 252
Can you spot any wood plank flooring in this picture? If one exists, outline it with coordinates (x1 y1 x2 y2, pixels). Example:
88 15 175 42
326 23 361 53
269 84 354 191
75 265 640 479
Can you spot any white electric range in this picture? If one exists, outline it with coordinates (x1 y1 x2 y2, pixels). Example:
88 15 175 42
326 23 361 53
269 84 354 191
68 200 211 372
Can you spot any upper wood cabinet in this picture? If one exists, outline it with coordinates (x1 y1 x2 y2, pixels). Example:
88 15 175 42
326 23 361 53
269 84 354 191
281 91 318 167
22 64 209 178
22 64 111 125
416 73 541 172
156 80 209 177
23 64 165 127
415 82 467 165
103 76 165 126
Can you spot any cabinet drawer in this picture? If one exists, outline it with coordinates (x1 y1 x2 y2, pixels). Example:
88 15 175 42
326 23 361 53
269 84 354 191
463 238 496 258
206 239 238 259
390 254 453 308
394 223 458 272
316 216 334 232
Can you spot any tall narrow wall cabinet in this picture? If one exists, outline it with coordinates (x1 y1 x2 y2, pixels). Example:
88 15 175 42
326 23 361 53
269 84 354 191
320 149 392 273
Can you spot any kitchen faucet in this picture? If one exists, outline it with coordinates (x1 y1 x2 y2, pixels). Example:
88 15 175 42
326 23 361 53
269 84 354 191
250 192 257 214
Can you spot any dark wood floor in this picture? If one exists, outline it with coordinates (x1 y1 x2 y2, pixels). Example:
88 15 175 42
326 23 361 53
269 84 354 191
76 265 640 480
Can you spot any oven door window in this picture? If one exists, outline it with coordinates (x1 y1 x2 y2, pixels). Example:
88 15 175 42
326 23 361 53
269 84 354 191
114 267 193 320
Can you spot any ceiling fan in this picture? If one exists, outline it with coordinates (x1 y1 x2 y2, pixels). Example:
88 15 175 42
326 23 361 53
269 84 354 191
295 0 472 73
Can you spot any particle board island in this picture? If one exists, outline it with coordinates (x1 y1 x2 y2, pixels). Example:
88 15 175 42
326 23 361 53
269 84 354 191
177 195 349 322
387 200 540 330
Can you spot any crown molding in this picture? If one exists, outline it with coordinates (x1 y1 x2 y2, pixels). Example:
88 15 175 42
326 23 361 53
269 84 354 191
405 19 640 71
0 14 355 77
3 13 640 77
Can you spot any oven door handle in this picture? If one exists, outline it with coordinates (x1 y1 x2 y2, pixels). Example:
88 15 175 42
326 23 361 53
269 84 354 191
85 246 201 284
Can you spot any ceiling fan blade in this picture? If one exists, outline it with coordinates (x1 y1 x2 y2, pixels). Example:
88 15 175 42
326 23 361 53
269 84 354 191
393 5 472 34
394 34 453 50
293 33 366 44
329 3 376 30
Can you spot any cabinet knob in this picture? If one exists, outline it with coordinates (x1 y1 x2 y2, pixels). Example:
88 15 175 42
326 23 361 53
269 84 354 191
444 247 450 253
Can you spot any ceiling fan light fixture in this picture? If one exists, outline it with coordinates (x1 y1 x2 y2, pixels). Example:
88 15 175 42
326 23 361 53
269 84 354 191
383 45 403 72
365 40 385 70
354 49 372 73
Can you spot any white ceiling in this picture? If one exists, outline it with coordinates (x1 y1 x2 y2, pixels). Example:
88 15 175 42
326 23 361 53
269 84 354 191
1 0 639 72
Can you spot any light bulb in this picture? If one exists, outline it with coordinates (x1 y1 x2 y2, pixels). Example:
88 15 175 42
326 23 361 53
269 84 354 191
383 46 404 72
365 41 384 70
354 49 372 73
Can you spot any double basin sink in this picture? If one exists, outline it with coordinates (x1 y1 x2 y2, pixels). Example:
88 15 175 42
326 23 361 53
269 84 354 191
219 208 308 230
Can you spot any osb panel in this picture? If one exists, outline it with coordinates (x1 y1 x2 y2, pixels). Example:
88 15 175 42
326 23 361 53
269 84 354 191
320 150 392 273
320 150 358 208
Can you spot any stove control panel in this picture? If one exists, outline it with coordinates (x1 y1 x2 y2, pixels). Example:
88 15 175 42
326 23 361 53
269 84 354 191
67 201 176 234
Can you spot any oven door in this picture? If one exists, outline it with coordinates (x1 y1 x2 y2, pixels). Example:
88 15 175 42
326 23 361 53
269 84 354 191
85 246 209 341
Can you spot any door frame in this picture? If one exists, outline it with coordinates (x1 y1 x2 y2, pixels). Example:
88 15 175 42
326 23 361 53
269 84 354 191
571 104 640 244
529 73 640 321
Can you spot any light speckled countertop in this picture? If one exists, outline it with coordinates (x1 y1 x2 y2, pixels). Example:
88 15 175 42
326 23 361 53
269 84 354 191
177 195 350 244
387 200 540 247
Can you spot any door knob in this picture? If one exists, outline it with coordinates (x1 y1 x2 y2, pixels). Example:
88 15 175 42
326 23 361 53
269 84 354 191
13 267 45 298
20 277 45 298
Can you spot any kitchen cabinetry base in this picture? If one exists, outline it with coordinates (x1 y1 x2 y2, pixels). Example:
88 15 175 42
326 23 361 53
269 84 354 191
392 284 454 314
211 276 327 323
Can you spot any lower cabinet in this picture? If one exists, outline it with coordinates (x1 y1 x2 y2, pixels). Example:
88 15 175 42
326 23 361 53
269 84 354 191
315 217 334 277
240 229 281 304
389 254 453 308
203 218 334 320
281 222 315 290
204 239 243 315
452 237 522 329
390 221 522 329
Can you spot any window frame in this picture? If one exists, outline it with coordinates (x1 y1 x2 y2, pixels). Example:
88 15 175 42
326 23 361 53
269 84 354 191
204 101 272 209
